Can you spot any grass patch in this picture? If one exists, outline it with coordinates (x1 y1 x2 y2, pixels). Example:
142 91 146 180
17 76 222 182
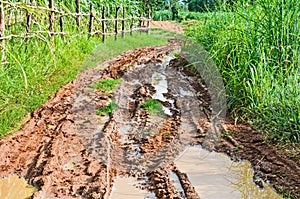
0 29 175 137
185 0 300 145
92 78 122 94
96 101 117 116
141 99 163 116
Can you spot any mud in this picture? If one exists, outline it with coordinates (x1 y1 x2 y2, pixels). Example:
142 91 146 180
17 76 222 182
0 38 299 199
150 21 185 34
215 122 300 198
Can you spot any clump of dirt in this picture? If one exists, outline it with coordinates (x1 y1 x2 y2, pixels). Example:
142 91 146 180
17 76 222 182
147 164 200 199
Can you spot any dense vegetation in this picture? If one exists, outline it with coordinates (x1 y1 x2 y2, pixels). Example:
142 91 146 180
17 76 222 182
185 0 300 144
1 0 299 147
0 0 174 137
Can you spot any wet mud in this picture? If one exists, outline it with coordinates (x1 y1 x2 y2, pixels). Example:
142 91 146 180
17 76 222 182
0 39 299 198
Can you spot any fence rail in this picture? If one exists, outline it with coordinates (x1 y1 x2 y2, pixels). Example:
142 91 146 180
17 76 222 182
0 1 152 64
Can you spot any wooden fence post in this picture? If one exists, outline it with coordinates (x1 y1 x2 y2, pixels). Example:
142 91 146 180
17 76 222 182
49 0 55 39
101 6 106 43
0 1 6 64
25 11 31 44
88 3 93 36
147 8 151 35
130 15 134 36
76 0 80 30
114 7 120 40
138 11 142 35
122 7 125 38
59 6 65 41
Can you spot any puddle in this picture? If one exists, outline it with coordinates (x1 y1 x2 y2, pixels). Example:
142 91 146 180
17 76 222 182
175 145 282 199
0 175 37 199
231 161 283 199
110 177 156 199
168 171 186 197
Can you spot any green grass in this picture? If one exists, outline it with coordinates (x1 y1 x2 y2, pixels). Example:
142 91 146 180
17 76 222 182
0 29 172 137
141 99 164 116
185 0 300 145
92 78 122 94
96 101 117 116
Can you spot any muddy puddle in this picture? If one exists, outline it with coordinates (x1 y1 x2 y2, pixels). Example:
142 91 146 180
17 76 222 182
0 175 36 199
174 145 282 199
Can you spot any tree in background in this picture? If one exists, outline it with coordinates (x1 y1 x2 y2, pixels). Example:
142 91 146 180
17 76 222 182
184 0 215 12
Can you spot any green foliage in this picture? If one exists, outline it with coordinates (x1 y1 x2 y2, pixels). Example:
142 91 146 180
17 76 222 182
153 10 173 21
186 0 215 12
141 99 163 115
96 101 118 115
92 79 122 93
0 28 169 137
185 0 300 144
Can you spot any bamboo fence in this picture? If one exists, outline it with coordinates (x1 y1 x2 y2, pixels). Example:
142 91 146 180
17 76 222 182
0 0 151 64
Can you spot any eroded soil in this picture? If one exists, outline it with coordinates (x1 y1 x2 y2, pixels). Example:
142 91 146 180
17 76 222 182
0 38 299 199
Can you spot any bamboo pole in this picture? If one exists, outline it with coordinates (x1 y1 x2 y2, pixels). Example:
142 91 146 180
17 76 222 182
130 15 134 36
0 1 6 64
49 0 55 39
25 11 31 44
101 6 106 43
122 7 125 38
88 3 93 36
75 0 80 29
59 6 64 41
114 7 120 40
139 11 142 35
147 8 151 35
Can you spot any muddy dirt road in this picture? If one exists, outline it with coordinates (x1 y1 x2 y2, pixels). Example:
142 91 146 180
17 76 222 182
0 39 299 198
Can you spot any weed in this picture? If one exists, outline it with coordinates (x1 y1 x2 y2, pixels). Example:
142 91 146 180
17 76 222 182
96 101 117 116
141 99 163 116
92 78 122 94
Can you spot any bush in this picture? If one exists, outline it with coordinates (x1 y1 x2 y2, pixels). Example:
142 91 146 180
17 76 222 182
153 10 172 21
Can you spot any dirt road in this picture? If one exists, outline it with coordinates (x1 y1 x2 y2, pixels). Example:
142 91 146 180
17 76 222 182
0 37 299 198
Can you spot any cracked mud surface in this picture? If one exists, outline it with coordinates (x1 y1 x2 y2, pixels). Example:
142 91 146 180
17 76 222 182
0 39 299 198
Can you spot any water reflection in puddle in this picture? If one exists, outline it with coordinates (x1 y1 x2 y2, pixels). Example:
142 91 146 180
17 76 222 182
110 177 156 199
0 175 36 199
175 145 282 199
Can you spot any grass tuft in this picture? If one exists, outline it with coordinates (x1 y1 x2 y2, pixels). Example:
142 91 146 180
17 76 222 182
96 101 117 116
92 79 122 94
141 99 163 116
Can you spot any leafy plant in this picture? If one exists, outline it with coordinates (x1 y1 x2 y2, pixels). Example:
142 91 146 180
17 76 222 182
141 99 163 116
92 78 122 93
96 101 117 116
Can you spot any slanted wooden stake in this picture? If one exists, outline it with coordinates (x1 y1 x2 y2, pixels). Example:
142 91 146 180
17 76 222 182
147 8 151 35
138 11 142 35
101 6 106 43
25 11 32 44
59 6 65 41
76 0 80 29
130 14 134 36
88 3 94 36
49 0 55 39
0 1 6 64
122 7 126 38
114 7 120 40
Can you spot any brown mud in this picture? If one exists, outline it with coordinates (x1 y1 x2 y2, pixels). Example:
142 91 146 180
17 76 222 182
0 38 299 198
150 21 185 34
